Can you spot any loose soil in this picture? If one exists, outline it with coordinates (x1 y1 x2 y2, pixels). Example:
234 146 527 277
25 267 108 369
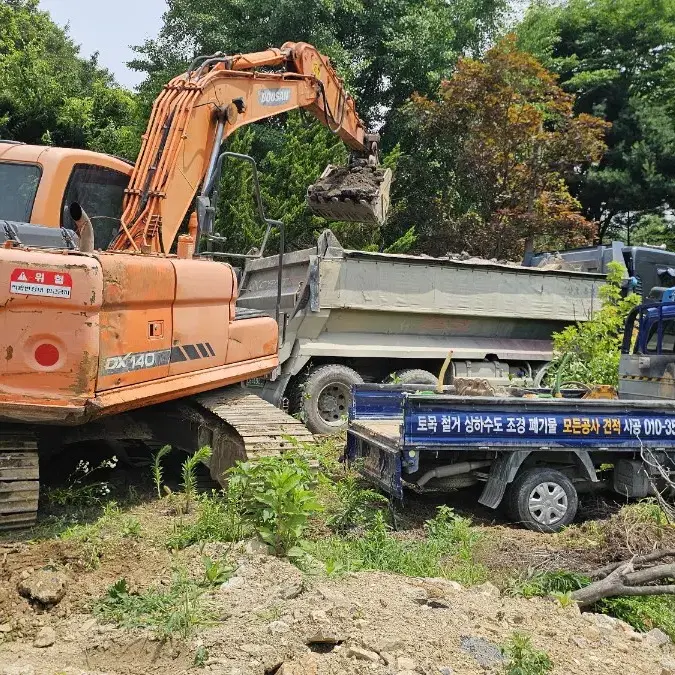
307 165 387 201
0 478 672 674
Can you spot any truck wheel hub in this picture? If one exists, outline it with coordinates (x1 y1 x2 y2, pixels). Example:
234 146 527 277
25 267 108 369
528 482 568 525
317 384 349 424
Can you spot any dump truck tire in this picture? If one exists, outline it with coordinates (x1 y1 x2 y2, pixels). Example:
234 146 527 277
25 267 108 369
300 364 363 435
506 467 578 533
385 369 438 386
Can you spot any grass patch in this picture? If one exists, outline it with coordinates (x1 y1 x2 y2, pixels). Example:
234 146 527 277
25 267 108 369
504 570 589 599
306 506 487 584
599 595 675 640
502 633 553 675
94 574 214 639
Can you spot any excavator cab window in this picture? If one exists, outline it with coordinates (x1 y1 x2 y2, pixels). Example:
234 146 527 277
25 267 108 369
61 164 129 249
0 162 41 222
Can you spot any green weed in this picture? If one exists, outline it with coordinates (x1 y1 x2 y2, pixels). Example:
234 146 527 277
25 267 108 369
228 455 321 555
502 633 553 675
94 572 213 639
599 595 675 640
307 507 487 583
181 446 212 513
166 487 250 551
46 456 118 507
194 645 209 667
505 570 589 599
201 555 233 586
151 445 172 499
325 475 388 532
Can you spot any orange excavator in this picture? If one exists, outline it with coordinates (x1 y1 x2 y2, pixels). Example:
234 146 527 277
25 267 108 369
0 42 391 529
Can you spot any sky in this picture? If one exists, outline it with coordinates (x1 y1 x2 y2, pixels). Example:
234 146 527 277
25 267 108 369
39 0 168 89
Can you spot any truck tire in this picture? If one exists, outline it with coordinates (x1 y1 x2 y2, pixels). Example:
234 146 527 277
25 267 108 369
300 364 363 435
506 468 578 533
385 369 438 386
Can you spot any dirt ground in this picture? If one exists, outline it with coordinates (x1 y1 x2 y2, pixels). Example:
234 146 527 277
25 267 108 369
0 476 673 675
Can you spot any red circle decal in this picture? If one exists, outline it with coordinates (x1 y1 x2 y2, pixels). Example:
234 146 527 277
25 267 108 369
35 343 60 367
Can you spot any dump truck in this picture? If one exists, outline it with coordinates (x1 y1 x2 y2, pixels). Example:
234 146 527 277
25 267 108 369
347 293 675 532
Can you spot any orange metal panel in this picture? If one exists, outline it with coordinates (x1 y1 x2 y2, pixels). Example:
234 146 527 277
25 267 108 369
168 258 235 376
0 247 102 409
226 318 279 364
95 253 175 391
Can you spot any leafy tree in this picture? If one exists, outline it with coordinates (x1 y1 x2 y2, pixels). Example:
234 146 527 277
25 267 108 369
0 0 142 159
547 261 640 386
517 0 675 242
391 36 608 259
130 0 508 135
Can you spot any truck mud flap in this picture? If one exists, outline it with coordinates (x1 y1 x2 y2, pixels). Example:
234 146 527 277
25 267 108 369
347 432 402 499
479 450 531 509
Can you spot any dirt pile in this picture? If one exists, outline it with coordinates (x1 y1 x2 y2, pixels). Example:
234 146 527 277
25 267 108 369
307 164 388 202
0 539 670 675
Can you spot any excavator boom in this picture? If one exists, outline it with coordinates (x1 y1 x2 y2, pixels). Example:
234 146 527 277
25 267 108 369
113 42 390 254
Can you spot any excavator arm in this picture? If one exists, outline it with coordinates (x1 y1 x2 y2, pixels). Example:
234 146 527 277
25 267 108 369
112 42 388 253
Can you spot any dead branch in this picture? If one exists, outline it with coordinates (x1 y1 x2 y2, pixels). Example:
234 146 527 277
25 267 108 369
573 559 675 607
589 549 675 580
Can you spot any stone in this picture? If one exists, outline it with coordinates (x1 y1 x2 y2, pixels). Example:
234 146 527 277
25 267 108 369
570 636 588 649
268 620 290 635
647 628 672 647
660 657 675 675
279 579 303 600
79 618 98 633
583 626 602 641
346 646 381 662
460 636 504 668
243 538 272 555
0 624 11 633
220 576 244 590
592 613 619 631
306 628 344 645
33 626 56 648
396 657 418 671
17 570 67 606
278 655 318 675
438 668 454 675
474 582 500 598
310 609 330 623
376 638 406 653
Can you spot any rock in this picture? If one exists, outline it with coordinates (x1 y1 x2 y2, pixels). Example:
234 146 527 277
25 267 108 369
278 654 318 675
310 609 330 623
346 646 381 662
79 618 98 633
583 626 601 641
397 656 418 671
0 624 11 633
438 668 454 675
220 576 244 590
306 628 344 645
268 620 290 635
460 636 504 668
239 643 264 656
661 657 675 675
375 638 406 653
243 538 272 555
570 636 588 649
17 570 67 606
279 579 303 600
33 626 56 648
474 582 500 598
647 628 672 647
591 613 619 630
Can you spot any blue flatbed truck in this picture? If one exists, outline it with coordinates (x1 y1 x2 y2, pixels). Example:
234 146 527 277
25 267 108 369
347 297 675 532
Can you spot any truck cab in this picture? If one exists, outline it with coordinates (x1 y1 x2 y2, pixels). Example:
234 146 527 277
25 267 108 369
0 142 132 250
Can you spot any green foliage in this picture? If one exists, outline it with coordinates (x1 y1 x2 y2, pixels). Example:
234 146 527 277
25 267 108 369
194 645 209 667
631 214 675 250
393 36 607 259
166 488 250 551
599 595 675 641
227 455 322 555
517 0 675 242
181 447 212 513
201 555 233 586
94 573 213 639
502 633 553 675
548 261 640 385
151 445 172 499
46 455 118 508
505 569 590 599
0 1 142 157
324 475 388 532
309 506 487 584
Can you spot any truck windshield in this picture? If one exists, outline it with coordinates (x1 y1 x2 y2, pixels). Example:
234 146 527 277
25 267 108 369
0 162 41 222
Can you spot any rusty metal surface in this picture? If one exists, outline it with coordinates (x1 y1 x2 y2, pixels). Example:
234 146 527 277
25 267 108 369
0 432 39 530
196 388 314 461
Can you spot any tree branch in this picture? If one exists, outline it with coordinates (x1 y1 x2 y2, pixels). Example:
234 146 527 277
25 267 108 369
589 549 675 580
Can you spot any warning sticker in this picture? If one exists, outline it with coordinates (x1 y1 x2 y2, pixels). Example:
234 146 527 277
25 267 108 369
10 268 73 299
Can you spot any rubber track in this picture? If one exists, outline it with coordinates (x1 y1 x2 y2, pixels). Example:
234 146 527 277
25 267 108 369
0 432 39 530
195 389 314 458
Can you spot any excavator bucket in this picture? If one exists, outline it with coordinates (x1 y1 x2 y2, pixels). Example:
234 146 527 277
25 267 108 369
307 162 393 225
